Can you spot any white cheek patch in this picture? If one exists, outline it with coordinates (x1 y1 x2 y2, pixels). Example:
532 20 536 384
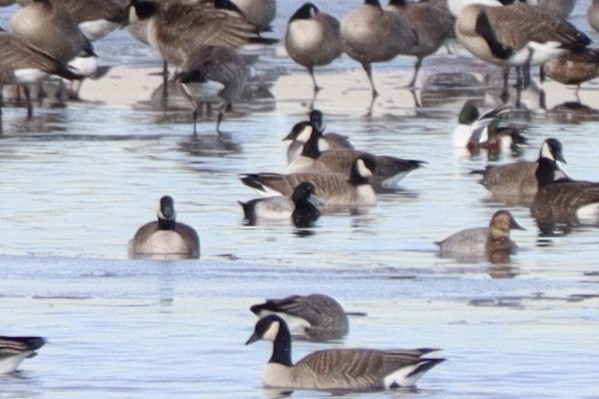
540 142 554 160
318 138 330 152
296 124 313 143
263 321 280 342
356 159 373 178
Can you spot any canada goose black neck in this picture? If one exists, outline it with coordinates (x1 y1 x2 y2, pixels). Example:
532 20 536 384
300 124 321 159
157 195 177 230
131 0 157 20
388 0 408 6
309 109 324 132
535 157 558 188
350 156 376 186
247 315 293 366
291 182 320 228
290 2 317 21
365 0 382 8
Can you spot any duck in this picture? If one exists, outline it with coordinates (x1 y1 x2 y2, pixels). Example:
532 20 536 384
250 293 348 341
0 336 45 374
340 0 418 97
239 155 378 209
128 195 200 259
475 137 567 206
287 122 425 192
531 148 599 228
448 0 590 98
436 210 525 262
174 45 250 134
541 49 599 100
246 315 445 391
285 3 342 93
384 0 455 87
452 100 508 149
0 28 82 121
284 110 354 164
239 181 320 227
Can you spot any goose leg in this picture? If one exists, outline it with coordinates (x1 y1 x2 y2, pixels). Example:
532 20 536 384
407 57 423 88
162 59 169 111
24 85 33 120
361 62 378 98
501 67 510 104
308 66 321 93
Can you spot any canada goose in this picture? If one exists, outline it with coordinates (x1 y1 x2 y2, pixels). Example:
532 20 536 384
531 149 599 228
129 195 200 259
589 0 599 33
288 122 425 192
239 155 377 209
452 100 508 149
0 336 45 374
174 45 249 134
541 49 599 99
475 137 567 206
285 3 341 93
449 0 590 93
246 315 445 391
11 0 95 63
340 0 418 97
284 110 354 164
385 0 455 87
230 0 276 34
239 181 320 227
250 294 348 341
129 0 275 70
436 210 525 262
0 28 82 120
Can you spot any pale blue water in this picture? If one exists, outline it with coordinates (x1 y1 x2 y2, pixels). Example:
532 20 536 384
0 2 598 399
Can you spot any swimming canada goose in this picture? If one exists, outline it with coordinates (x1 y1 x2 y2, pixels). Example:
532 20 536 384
239 181 320 227
284 110 354 164
285 3 341 93
250 294 348 341
589 0 599 33
174 45 249 134
449 0 590 95
129 195 200 259
288 122 425 192
239 155 377 209
436 210 524 262
246 315 445 391
385 0 455 87
0 28 82 120
541 49 599 99
0 336 45 374
475 137 567 206
11 0 95 63
340 0 418 97
230 0 276 34
531 149 599 228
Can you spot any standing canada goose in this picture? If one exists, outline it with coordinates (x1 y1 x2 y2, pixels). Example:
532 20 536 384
589 0 599 33
284 110 354 164
475 137 566 206
230 0 276 34
129 195 200 259
385 0 455 87
246 315 445 390
0 336 45 374
174 45 250 134
239 155 378 208
531 150 599 228
239 181 320 227
250 294 348 341
129 0 275 73
285 3 341 93
0 28 82 121
288 122 425 192
11 0 95 63
436 210 525 262
340 0 418 97
449 0 590 98
540 49 599 100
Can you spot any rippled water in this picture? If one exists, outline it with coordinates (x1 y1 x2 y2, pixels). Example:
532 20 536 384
0 2 598 399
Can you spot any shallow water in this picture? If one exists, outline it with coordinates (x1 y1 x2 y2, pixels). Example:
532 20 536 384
0 2 598 399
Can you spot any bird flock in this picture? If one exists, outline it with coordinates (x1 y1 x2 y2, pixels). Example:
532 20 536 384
3 0 599 394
